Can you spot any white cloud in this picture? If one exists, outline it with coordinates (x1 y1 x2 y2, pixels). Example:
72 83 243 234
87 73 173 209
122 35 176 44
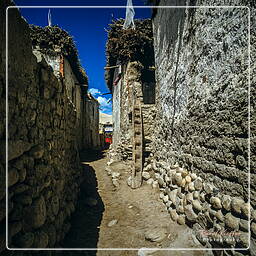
88 88 101 97
97 96 108 107
88 88 112 114
97 96 112 114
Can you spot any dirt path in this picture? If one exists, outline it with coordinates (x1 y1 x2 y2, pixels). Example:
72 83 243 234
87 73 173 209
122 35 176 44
62 150 211 256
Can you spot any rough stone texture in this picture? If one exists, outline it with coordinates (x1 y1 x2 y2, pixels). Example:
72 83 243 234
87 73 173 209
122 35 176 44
80 93 101 150
152 0 255 251
0 2 88 250
107 19 156 165
153 0 252 202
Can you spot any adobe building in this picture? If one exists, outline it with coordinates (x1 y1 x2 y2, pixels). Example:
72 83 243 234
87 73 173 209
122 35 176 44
105 19 156 188
0 7 103 249
30 25 101 150
106 3 255 251
147 1 255 251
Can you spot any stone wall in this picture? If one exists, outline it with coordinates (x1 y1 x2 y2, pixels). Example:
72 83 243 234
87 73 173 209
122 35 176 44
146 0 255 252
111 62 156 162
0 0 6 251
112 66 122 149
80 95 101 150
63 56 81 117
0 3 86 250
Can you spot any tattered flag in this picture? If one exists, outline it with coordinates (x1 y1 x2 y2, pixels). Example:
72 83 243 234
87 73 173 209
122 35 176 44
48 9 52 27
123 0 135 29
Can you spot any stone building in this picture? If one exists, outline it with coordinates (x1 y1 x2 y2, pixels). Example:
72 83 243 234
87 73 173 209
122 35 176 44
105 19 156 188
30 25 101 150
107 2 255 252
82 93 101 149
0 3 101 250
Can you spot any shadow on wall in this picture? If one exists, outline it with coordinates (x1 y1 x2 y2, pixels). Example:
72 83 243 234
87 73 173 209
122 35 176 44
60 163 105 252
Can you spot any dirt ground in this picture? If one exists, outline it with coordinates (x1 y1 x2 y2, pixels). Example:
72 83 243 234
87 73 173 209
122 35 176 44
62 150 213 256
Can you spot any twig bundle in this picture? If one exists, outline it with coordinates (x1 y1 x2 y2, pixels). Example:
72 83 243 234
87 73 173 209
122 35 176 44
105 18 154 91
30 25 88 85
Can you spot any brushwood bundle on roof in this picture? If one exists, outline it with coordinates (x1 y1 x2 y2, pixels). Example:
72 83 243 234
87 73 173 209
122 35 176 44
105 18 154 91
30 25 88 85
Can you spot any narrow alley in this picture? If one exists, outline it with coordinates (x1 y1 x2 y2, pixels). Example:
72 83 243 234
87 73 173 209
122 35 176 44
0 0 255 255
62 150 206 256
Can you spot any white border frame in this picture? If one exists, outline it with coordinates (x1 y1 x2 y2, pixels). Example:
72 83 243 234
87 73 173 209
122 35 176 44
5 5 251 252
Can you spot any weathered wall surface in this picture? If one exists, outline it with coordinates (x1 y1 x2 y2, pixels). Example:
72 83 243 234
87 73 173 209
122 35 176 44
111 62 156 163
0 4 86 250
81 95 101 150
63 56 81 116
35 52 101 151
40 53 61 79
112 66 122 149
0 0 7 251
148 0 255 251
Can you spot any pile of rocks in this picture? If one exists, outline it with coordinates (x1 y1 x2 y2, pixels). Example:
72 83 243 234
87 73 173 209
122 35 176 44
108 140 132 162
105 159 121 188
141 154 158 188
146 157 254 250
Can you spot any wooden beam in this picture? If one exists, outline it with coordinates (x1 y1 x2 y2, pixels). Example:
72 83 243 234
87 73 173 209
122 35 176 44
104 65 120 70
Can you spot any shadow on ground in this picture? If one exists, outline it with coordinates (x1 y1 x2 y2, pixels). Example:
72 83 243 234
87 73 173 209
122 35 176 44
79 150 106 163
60 153 105 254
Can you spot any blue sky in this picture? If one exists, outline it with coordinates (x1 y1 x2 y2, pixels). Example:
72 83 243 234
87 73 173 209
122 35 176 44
13 0 151 114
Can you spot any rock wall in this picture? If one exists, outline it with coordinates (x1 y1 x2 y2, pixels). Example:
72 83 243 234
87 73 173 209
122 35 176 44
111 62 156 162
112 66 122 149
63 56 82 119
0 0 7 251
148 0 255 252
80 95 101 150
0 3 86 250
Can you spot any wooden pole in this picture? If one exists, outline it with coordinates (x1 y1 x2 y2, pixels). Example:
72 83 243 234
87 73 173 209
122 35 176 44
104 65 120 70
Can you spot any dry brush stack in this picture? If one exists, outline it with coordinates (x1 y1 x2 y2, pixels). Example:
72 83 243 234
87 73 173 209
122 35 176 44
30 25 88 85
105 18 154 91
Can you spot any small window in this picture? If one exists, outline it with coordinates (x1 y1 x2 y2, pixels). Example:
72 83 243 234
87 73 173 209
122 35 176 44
72 87 75 103
141 69 156 104
128 112 132 123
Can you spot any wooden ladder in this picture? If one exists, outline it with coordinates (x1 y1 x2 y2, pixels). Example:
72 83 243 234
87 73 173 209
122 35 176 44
131 98 143 189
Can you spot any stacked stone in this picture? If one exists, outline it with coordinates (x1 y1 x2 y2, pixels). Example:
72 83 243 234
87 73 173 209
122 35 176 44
141 154 158 188
150 1 255 254
7 53 83 249
1 5 85 249
108 137 133 162
141 105 156 158
147 159 252 250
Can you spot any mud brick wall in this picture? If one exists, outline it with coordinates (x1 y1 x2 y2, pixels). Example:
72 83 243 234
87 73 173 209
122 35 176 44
148 0 256 252
0 3 85 250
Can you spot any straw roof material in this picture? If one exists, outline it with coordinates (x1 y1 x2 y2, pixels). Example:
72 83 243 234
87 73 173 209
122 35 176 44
30 25 88 85
105 18 154 91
